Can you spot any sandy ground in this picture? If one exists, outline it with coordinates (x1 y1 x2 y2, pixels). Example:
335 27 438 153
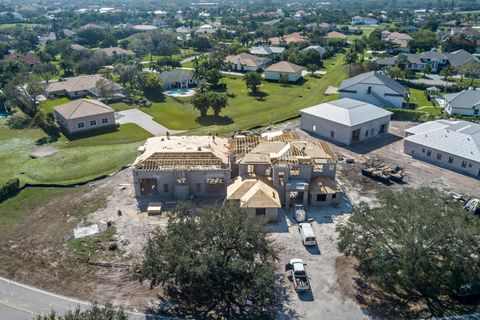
270 200 369 320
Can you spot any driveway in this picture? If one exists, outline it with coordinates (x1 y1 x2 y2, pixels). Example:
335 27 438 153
116 109 172 136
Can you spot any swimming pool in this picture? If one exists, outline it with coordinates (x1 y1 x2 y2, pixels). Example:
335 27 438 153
165 88 195 97
0 107 9 118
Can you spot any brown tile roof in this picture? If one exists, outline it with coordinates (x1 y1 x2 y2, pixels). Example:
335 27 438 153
54 99 113 120
269 32 307 45
46 75 110 95
225 52 270 68
98 47 133 57
325 31 347 39
265 61 303 73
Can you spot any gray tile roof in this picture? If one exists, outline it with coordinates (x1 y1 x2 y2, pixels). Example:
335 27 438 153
445 49 480 67
250 45 285 55
301 98 393 127
158 69 193 84
444 89 480 109
339 71 407 96
405 120 480 162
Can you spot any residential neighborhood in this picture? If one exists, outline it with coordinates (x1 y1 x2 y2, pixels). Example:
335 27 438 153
0 0 479 320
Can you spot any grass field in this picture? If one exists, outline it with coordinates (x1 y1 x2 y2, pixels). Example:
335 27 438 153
39 97 71 114
117 54 348 135
0 120 151 186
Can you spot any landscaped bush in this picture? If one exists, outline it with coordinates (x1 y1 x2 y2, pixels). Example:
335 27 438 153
0 178 20 203
6 113 31 129
386 108 427 121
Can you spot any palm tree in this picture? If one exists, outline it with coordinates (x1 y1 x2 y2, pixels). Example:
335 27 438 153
344 48 358 75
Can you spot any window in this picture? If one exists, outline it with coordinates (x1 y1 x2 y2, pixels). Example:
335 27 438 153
367 86 372 94
474 109 479 115
461 161 467 168
436 153 441 160
468 163 473 168
426 150 432 157
371 128 374 135
255 208 266 216
102 118 108 124
422 148 426 153
77 122 85 129
163 184 169 193
176 177 186 185
316 194 327 202
312 124 317 132
448 156 454 164
196 183 201 193
365 130 369 137
332 193 337 199
90 120 97 126
330 131 335 138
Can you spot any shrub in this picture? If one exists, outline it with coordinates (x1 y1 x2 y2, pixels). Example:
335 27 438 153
0 178 20 203
6 113 31 129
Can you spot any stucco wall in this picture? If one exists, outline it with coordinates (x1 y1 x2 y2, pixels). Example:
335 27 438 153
300 112 391 146
264 71 302 82
61 111 116 134
404 140 480 177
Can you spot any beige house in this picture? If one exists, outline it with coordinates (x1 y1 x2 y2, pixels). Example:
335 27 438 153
264 61 303 82
46 75 124 100
225 53 272 72
54 99 116 134
98 47 134 57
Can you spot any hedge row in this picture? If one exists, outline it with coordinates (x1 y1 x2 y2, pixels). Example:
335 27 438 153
0 178 20 203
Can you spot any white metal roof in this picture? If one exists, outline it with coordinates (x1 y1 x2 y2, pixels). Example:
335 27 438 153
405 120 480 162
300 98 393 127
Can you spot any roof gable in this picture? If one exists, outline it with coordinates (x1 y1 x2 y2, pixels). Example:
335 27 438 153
54 99 113 119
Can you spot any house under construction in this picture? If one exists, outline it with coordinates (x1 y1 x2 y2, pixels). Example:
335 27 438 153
132 131 342 222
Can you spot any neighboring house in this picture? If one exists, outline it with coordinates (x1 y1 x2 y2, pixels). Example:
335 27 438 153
46 75 124 100
338 71 409 108
80 23 103 30
300 45 326 58
54 99 116 134
195 24 215 34
225 52 271 72
325 31 348 43
62 29 76 37
269 32 307 46
404 120 480 177
443 89 480 116
98 47 134 58
132 135 231 200
374 49 480 73
374 54 426 71
381 31 413 53
71 44 89 51
2 53 41 68
264 61 303 82
38 32 56 45
175 26 190 35
300 98 392 145
249 45 285 56
351 16 378 25
158 70 198 89
133 25 158 31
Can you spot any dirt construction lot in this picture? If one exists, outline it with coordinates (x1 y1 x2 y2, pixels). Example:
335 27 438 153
271 198 368 320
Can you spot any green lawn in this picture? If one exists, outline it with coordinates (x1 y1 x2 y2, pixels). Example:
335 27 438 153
141 54 348 135
0 120 151 186
409 88 431 108
39 97 71 114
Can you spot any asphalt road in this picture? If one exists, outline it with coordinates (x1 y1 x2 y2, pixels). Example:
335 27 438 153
0 277 175 320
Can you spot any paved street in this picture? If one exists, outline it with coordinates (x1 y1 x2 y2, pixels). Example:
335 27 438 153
0 277 175 320
116 109 172 136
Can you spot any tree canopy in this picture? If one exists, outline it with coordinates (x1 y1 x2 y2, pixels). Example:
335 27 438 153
134 202 278 318
338 188 480 316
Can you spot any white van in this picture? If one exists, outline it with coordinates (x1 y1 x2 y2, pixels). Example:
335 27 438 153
299 223 316 246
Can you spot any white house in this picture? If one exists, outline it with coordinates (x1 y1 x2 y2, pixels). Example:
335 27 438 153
300 98 393 145
443 89 480 116
338 71 409 108
300 45 326 59
264 61 303 82
404 120 480 177
249 45 285 56
158 70 198 89
351 16 378 25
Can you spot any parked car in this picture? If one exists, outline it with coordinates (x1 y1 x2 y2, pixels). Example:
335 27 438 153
288 258 310 292
299 223 316 246
294 204 306 222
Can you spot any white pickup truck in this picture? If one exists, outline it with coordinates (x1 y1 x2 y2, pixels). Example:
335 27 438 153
289 258 310 292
